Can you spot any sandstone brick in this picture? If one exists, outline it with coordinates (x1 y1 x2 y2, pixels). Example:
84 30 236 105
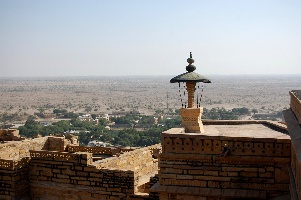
266 166 274 172
77 171 89 177
275 168 289 183
227 172 238 176
78 181 91 186
176 174 194 180
62 169 76 176
203 171 218 176
90 173 103 178
53 169 61 173
259 172 274 178
70 176 87 180
239 171 258 177
56 174 69 179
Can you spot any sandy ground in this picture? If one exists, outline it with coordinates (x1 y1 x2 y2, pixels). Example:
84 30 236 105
0 75 300 121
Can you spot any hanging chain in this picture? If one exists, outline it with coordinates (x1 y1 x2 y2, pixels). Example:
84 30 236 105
199 82 204 107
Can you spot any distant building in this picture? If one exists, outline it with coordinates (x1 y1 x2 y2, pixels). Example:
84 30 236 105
111 110 140 116
97 114 110 121
34 112 56 119
39 121 52 126
78 114 99 125
87 140 107 147
0 128 22 141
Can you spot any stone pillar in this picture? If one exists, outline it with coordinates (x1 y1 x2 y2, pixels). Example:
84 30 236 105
186 82 196 108
180 107 204 133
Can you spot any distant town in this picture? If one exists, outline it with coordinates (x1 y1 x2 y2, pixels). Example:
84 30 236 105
0 75 300 147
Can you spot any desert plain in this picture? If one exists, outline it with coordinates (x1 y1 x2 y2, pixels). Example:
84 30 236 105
0 75 300 122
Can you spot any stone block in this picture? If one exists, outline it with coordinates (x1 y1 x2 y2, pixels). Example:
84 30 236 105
239 171 258 177
77 171 89 177
78 180 91 186
259 172 274 178
275 168 289 183
207 181 220 188
52 169 61 173
62 169 76 176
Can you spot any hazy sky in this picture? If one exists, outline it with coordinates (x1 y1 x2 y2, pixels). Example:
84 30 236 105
0 0 300 77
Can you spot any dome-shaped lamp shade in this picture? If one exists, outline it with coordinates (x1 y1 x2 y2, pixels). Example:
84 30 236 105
170 52 211 83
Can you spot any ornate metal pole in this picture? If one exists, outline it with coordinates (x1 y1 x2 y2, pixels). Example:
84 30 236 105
170 52 211 133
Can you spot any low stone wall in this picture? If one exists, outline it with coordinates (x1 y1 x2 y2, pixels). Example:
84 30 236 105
0 157 30 199
0 136 75 200
29 144 160 199
29 150 135 199
95 144 160 193
0 137 48 160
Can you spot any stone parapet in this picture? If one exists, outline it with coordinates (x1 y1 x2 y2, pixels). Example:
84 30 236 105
28 145 160 199
30 150 93 165
283 108 301 200
162 132 290 157
67 145 136 155
0 137 49 160
290 91 301 124
0 157 29 170
94 144 160 193
0 157 31 199
155 127 291 199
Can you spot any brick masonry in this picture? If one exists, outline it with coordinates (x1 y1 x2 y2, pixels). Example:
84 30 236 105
152 126 291 199
29 144 159 199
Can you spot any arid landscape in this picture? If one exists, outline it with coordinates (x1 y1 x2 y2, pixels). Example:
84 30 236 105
0 75 300 122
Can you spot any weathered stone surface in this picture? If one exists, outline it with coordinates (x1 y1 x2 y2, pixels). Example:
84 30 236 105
156 122 291 199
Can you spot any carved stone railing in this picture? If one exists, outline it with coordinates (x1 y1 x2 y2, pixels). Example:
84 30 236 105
162 136 291 158
0 157 30 170
30 150 92 165
290 91 301 124
67 145 137 155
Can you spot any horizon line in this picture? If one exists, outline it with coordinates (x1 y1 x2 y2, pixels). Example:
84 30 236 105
1 73 301 78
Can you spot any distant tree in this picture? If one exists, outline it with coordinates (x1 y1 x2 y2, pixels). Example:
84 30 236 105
53 109 67 114
251 109 258 115
63 112 79 119
231 107 250 115
91 114 97 120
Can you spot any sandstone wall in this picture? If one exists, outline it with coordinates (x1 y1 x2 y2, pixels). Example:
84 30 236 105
96 144 160 193
0 157 30 199
290 91 301 124
156 131 291 199
67 145 136 155
0 136 73 200
29 144 160 199
29 150 135 199
284 92 301 200
0 137 48 160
